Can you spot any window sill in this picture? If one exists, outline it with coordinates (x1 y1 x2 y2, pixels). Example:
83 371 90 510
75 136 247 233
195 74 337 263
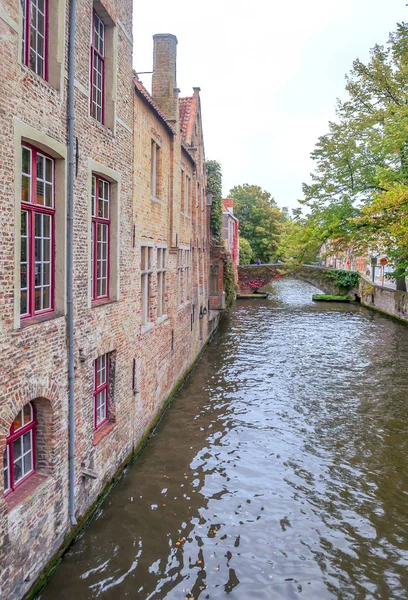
21 64 60 95
93 422 116 446
5 473 48 511
141 322 155 336
157 314 169 324
177 301 191 312
89 116 115 137
19 311 62 328
150 196 163 204
91 298 116 309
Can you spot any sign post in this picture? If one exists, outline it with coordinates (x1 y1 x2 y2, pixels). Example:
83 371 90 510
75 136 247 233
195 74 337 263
379 257 388 287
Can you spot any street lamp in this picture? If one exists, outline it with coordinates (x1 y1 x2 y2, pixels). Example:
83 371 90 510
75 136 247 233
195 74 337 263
371 256 377 283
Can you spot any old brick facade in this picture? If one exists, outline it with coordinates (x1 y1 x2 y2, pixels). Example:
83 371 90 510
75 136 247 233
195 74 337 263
0 4 219 598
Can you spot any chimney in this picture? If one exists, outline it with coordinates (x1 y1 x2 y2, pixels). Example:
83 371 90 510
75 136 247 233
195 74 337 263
152 34 179 123
223 198 234 214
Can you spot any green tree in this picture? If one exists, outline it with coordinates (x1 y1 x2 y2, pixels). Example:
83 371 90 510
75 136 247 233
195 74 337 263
230 184 283 263
206 160 223 242
279 214 323 264
239 237 253 264
302 23 408 290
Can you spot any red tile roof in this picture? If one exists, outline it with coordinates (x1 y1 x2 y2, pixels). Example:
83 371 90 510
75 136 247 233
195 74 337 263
179 88 200 144
179 97 193 140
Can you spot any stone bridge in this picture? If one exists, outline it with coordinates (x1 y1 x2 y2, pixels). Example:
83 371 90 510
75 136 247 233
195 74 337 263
237 264 357 296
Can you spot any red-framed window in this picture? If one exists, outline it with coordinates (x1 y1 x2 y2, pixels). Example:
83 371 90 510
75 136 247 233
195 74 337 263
90 11 105 123
94 354 109 429
22 0 48 79
3 403 36 496
21 144 55 319
91 175 110 300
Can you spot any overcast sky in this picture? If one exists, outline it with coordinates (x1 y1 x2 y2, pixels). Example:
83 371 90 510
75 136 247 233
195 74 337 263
133 0 406 211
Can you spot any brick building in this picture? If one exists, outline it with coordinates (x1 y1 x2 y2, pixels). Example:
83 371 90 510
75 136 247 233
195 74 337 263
0 3 220 598
222 198 239 276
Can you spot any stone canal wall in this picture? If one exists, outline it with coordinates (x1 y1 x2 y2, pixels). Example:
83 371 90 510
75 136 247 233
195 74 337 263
358 276 408 323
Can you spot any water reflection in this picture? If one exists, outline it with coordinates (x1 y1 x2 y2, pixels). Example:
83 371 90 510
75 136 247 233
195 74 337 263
40 280 408 599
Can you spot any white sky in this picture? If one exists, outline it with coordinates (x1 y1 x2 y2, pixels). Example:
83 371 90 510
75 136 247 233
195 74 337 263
133 0 406 211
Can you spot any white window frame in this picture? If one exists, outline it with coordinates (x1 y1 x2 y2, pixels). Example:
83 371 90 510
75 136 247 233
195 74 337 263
141 245 153 325
184 249 190 301
157 246 167 318
177 248 183 306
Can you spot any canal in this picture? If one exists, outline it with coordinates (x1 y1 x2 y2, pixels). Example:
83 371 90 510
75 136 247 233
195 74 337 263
40 280 408 600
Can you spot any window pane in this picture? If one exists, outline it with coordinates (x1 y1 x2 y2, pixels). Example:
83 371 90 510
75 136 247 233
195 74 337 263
38 12 44 38
21 209 29 315
23 451 33 475
92 176 97 216
14 458 23 483
23 403 32 425
45 155 53 178
22 148 32 204
42 285 50 309
98 180 104 217
36 182 44 205
35 288 42 311
13 409 23 432
23 431 32 453
22 146 31 175
3 448 9 492
20 289 28 315
43 262 50 286
45 183 53 207
22 0 26 62
96 354 107 387
36 153 44 178
22 174 30 203
13 437 22 461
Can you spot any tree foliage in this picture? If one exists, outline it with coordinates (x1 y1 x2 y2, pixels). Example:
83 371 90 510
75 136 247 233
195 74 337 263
300 22 408 290
229 184 284 263
206 160 223 242
239 237 253 264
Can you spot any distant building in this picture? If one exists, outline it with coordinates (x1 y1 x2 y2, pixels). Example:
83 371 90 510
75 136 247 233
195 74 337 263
319 241 393 284
222 198 239 277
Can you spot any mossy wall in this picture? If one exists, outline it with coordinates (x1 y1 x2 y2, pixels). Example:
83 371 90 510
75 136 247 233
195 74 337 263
358 274 408 324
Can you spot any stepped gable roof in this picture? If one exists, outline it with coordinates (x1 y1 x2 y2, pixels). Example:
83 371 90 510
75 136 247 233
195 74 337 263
179 88 200 144
133 75 176 135
179 97 193 139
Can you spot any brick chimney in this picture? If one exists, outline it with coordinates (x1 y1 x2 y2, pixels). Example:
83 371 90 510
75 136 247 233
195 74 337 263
152 34 179 123
223 198 234 213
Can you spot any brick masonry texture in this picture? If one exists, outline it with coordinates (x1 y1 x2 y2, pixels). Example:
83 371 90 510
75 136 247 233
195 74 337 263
0 4 222 598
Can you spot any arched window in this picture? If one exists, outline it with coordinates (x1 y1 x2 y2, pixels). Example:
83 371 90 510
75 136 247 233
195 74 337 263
3 402 36 495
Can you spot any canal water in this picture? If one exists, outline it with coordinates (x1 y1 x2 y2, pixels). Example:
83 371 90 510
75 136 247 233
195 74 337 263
40 280 408 600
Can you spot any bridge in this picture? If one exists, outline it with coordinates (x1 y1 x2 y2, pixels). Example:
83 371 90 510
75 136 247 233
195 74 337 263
237 263 359 296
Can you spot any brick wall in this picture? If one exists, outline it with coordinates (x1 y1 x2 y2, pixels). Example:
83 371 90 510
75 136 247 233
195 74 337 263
0 5 217 599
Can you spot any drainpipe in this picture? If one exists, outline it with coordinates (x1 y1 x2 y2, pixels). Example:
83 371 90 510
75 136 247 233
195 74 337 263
67 0 77 527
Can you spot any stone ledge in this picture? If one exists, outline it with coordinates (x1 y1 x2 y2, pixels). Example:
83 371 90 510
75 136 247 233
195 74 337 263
6 473 49 511
93 422 116 446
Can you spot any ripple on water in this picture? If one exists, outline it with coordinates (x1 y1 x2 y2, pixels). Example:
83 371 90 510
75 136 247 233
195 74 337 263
40 280 408 600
